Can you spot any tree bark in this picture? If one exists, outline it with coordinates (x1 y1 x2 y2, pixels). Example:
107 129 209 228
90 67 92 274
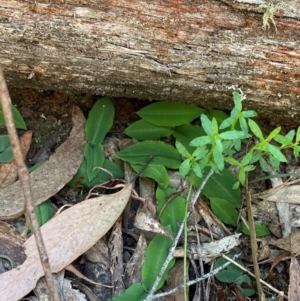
1 0 299 123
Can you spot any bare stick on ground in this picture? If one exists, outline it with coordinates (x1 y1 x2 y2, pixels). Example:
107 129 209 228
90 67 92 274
0 65 61 301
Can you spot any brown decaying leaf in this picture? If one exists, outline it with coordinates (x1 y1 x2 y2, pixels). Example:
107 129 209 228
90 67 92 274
269 231 300 253
0 131 32 189
0 183 132 301
288 256 300 301
0 106 86 219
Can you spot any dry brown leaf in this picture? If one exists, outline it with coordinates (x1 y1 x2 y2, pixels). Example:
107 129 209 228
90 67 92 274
269 231 300 253
0 183 132 301
0 106 86 219
0 131 32 189
288 256 300 301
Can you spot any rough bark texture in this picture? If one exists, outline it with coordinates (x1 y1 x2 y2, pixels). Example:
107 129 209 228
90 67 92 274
1 0 300 123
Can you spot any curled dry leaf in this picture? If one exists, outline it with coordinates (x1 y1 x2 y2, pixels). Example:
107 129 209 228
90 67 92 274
0 131 32 189
0 106 86 219
0 183 132 301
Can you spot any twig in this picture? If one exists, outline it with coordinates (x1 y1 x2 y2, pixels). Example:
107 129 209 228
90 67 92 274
0 66 61 301
221 254 288 299
143 169 214 301
245 176 265 301
151 253 241 299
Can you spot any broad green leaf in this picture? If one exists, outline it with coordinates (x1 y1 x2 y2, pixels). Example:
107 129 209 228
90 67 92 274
266 127 281 141
241 222 270 237
248 119 263 140
156 187 176 213
201 115 213 136
137 102 205 127
0 105 26 129
212 117 218 135
68 158 124 187
179 159 191 178
85 96 114 144
190 136 211 147
84 143 105 182
215 254 244 283
112 283 147 301
219 116 235 130
0 135 13 162
173 124 206 154
188 169 201 188
192 146 208 161
125 119 173 140
215 138 223 154
202 167 241 208
156 187 185 233
239 117 248 133
238 168 246 184
233 138 241 151
142 228 175 290
131 164 169 189
243 165 255 172
219 131 247 140
115 141 181 169
269 154 280 170
175 140 191 158
210 197 238 226
235 275 255 297
206 110 229 126
294 145 299 157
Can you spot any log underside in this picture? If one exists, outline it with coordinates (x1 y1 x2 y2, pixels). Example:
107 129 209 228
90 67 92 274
1 0 300 124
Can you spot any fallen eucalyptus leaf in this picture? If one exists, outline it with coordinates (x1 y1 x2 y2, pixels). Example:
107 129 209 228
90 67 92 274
0 106 86 219
0 183 132 301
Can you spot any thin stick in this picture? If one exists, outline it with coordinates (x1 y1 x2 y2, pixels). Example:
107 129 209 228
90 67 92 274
0 66 61 301
222 254 288 299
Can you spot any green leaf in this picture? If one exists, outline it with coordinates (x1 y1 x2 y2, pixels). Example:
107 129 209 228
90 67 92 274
235 275 255 297
241 222 270 237
259 157 269 172
242 110 257 119
238 168 246 185
269 154 280 171
212 117 218 135
206 110 229 126
210 197 238 226
142 229 174 290
137 102 205 127
248 119 263 140
175 140 191 158
225 157 240 166
266 127 281 141
265 144 287 162
294 145 299 157
192 146 208 161
173 124 205 154
219 116 235 130
213 147 224 171
201 115 213 136
274 134 293 146
125 120 173 140
241 152 252 166
84 143 105 182
286 129 295 142
112 283 147 301
190 136 211 147
115 141 181 169
0 105 26 129
215 254 244 283
156 187 185 233
34 200 55 227
219 130 247 140
239 116 248 133
68 158 124 187
233 92 242 112
131 164 169 189
179 159 191 178
202 167 241 208
85 96 114 144
0 135 13 162
192 161 202 178
296 126 300 143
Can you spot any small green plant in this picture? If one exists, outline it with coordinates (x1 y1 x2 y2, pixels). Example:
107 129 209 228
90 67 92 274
215 254 255 297
258 2 284 32
69 96 124 187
